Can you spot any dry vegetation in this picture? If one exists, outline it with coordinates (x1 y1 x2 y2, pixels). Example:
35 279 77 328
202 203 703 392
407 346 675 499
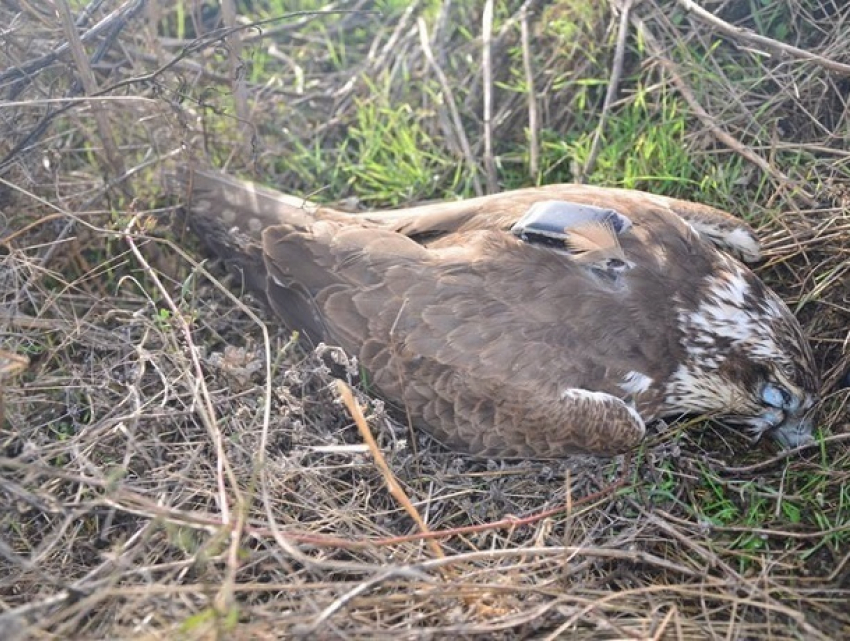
1 0 849 638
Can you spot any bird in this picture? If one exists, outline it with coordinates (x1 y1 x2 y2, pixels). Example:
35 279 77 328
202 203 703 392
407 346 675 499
175 168 820 458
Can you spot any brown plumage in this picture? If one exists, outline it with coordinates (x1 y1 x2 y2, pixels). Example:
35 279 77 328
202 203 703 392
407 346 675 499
562 222 629 274
175 169 820 458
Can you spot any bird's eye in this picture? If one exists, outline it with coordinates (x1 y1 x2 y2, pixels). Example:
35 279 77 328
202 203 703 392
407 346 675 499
761 383 791 409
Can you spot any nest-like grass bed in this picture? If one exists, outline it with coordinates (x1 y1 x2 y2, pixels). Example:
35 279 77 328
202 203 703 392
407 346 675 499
1 1 849 639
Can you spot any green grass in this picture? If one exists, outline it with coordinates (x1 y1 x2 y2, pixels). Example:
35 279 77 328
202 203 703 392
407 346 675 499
240 4 767 214
177 606 240 638
341 87 465 204
271 78 470 204
690 460 850 571
181 0 764 213
540 85 756 203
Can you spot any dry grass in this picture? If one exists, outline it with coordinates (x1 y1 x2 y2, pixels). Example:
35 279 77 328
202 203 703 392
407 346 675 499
1 0 849 638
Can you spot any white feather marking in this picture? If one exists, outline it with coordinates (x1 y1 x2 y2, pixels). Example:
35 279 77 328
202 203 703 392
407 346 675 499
560 388 611 402
660 362 759 418
687 222 761 263
724 227 761 262
620 371 653 395
683 262 781 359
624 400 644 426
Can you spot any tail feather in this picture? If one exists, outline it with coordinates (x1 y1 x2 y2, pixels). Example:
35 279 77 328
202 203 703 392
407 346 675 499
171 169 348 342
173 168 321 240
170 168 314 298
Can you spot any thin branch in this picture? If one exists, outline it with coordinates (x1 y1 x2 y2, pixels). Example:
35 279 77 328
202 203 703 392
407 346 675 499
633 14 816 206
711 431 850 474
337 380 445 559
417 18 483 196
481 0 498 193
677 0 850 77
582 0 633 181
296 567 433 636
56 0 126 183
220 0 252 161
519 6 539 180
0 0 145 84
74 453 632 550
122 221 247 613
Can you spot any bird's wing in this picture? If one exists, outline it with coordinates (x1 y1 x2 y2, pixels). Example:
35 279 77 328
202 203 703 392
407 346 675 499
177 168 759 261
361 184 761 262
397 360 648 458
175 168 364 307
261 221 431 345
643 193 762 262
174 168 324 234
262 222 669 457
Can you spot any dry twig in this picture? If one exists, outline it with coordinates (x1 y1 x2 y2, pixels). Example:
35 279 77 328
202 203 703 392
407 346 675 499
481 0 498 193
632 13 817 206
520 7 539 180
582 0 634 181
677 0 850 77
55 0 126 183
418 18 483 196
337 380 445 560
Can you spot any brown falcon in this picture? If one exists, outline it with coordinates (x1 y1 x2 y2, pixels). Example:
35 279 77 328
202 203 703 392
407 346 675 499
176 169 820 458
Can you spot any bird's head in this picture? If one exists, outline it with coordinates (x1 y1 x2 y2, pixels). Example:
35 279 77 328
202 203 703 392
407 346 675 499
664 258 820 448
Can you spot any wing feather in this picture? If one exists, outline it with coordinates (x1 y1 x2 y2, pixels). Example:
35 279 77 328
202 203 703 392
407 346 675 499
564 222 624 257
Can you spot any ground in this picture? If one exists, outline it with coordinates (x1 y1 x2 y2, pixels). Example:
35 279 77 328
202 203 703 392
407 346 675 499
1 0 849 639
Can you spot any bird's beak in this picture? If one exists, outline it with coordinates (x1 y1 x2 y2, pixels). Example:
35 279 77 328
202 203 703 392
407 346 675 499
769 413 815 449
